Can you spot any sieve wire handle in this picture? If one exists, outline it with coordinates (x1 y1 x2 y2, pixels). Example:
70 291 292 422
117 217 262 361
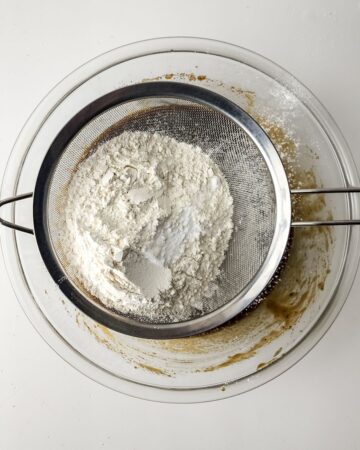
0 193 34 234
291 187 360 226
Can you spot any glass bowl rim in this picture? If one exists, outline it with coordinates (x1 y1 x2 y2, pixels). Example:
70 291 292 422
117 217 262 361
1 36 359 403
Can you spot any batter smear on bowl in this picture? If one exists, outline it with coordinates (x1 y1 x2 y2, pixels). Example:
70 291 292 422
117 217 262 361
59 131 233 323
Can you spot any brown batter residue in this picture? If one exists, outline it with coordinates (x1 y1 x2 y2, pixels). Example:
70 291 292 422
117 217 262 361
75 85 333 376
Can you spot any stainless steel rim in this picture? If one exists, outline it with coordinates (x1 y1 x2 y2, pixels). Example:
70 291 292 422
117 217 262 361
32 81 291 339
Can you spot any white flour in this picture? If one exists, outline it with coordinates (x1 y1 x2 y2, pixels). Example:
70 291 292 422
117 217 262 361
60 131 233 323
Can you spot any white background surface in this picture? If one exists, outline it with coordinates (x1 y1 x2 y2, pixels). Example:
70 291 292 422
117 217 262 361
1 0 360 448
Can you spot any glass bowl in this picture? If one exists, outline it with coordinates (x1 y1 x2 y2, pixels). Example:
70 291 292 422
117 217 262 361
1 37 359 403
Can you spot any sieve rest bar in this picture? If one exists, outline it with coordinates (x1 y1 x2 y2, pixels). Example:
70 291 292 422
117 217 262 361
292 219 360 227
291 187 360 194
0 193 34 234
291 186 360 226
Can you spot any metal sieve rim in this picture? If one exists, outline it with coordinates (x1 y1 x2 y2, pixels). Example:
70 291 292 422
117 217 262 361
32 81 291 339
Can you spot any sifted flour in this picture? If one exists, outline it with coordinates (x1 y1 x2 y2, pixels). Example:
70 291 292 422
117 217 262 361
60 131 233 323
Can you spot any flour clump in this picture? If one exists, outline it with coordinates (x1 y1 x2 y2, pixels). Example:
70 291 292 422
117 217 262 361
60 131 233 323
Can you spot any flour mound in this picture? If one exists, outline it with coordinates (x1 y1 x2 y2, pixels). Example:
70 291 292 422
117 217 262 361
60 131 233 323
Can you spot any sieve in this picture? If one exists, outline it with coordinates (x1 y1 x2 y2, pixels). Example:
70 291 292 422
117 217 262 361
1 81 360 339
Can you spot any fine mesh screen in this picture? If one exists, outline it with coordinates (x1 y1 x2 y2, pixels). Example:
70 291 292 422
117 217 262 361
47 97 276 323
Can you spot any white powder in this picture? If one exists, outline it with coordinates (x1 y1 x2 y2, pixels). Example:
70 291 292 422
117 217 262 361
60 131 233 323
123 251 172 299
